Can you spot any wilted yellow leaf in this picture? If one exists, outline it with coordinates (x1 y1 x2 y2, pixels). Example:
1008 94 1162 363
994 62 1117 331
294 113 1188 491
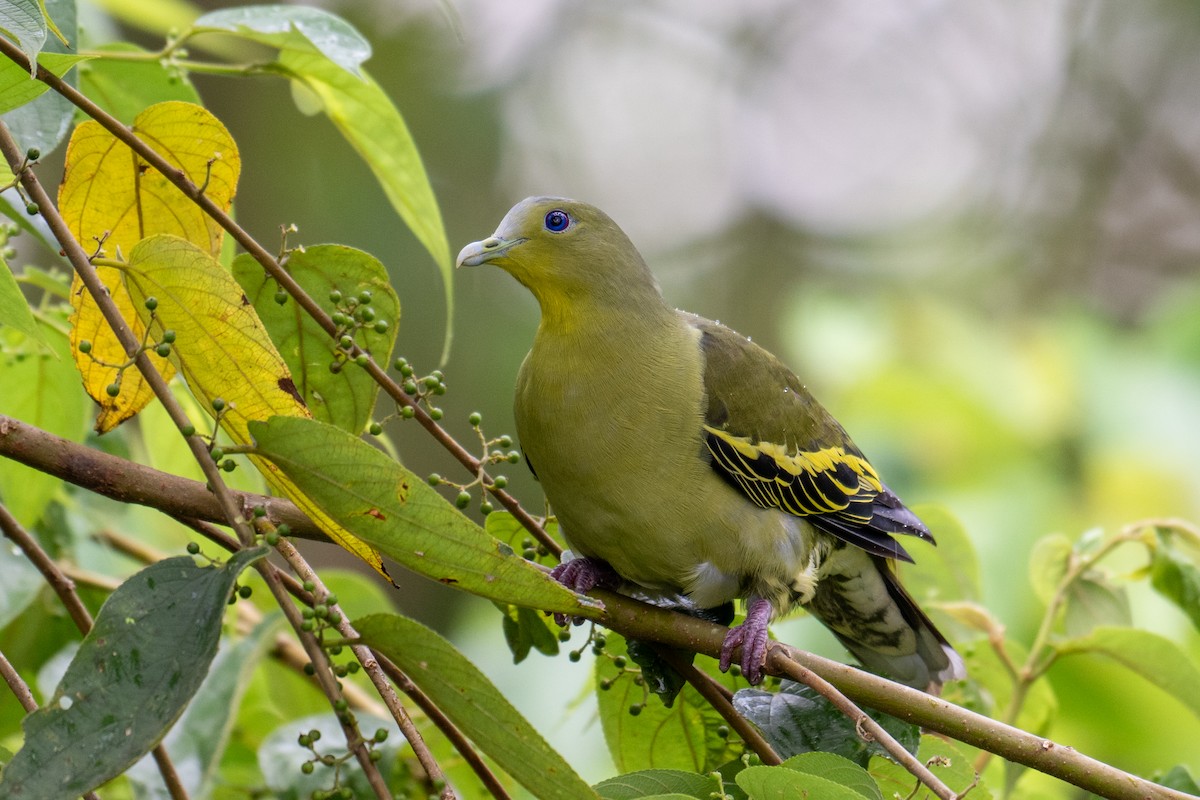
123 234 390 580
60 101 241 431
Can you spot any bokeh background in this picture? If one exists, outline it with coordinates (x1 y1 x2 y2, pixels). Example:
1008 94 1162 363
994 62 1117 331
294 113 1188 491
77 0 1200 790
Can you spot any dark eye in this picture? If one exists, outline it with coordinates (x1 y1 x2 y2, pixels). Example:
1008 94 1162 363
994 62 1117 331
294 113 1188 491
544 209 571 232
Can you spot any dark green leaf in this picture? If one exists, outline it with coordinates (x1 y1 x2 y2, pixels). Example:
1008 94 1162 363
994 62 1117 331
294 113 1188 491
0 51 85 113
234 245 398 433
0 548 268 799
594 769 722 800
125 614 284 798
250 416 592 614
0 254 46 346
1150 531 1200 633
354 612 598 800
732 680 919 767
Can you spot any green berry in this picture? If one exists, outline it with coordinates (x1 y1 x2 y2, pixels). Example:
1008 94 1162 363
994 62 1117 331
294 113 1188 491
339 335 354 349
238 585 252 598
431 370 444 381
303 579 315 591
613 655 626 668
276 523 291 536
324 593 337 606
78 340 92 354
498 435 513 448
433 383 447 395
155 343 171 358
354 353 369 367
331 311 347 326
568 650 581 663
429 407 443 421
400 364 415 378
161 330 176 343
393 356 408 370
373 320 388 334
522 548 537 560
252 505 266 517
455 491 471 509
302 606 316 619
492 475 507 489
374 728 389 743
427 473 441 486
629 703 643 716
25 147 39 160
401 406 415 419
507 451 522 464
314 603 328 618
403 380 418 395
301 762 314 775
144 296 158 311
180 424 196 437
358 306 375 322
423 375 440 389
24 202 38 216
274 290 288 305
369 422 383 435
358 290 372 304
211 397 226 412
329 289 342 304
210 447 224 461
105 383 120 397
300 619 315 632
480 501 493 515
329 361 342 373
468 412 482 427
221 459 236 472
186 541 200 555
557 629 571 642
265 530 280 546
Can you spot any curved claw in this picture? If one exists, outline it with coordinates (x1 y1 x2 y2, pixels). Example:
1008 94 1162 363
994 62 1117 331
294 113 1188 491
718 596 772 684
549 557 620 626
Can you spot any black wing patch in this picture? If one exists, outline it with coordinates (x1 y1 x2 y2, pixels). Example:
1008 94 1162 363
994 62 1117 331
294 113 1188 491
704 426 931 562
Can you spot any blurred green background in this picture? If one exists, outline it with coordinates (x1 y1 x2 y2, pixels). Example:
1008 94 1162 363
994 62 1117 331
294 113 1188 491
67 0 1200 790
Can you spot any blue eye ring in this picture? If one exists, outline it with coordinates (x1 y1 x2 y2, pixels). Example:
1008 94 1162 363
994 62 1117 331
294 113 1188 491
544 209 571 233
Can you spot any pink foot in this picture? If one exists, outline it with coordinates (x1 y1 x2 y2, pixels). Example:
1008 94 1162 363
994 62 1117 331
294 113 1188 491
549 557 620 626
719 596 772 684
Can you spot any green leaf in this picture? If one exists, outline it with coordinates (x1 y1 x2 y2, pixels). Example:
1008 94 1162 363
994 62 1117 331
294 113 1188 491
869 737 991 800
354 612 599 800
1028 532 1073 607
0 0 47 74
0 548 269 800
1150 529 1200 633
596 632 742 774
781 752 882 800
233 245 398 433
0 253 45 346
0 51 85 113
1063 571 1130 636
0 535 42 631
1 0 75 157
593 769 722 800
731 680 919 767
193 4 370 77
125 614 284 798
273 48 452 363
257 711 410 799
1056 626 1200 719
78 43 200 124
0 323 88 526
1157 765 1200 793
736 765 866 799
901 504 980 603
250 415 592 614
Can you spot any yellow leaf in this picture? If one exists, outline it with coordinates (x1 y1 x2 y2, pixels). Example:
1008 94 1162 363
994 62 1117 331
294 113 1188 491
60 101 241 431
123 234 390 580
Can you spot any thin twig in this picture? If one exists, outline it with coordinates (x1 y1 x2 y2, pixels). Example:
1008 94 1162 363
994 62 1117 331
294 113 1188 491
372 654 514 800
656 648 782 766
271 538 456 800
768 649 956 799
0 647 37 713
0 503 189 800
0 414 325 541
0 87 389 799
0 35 558 559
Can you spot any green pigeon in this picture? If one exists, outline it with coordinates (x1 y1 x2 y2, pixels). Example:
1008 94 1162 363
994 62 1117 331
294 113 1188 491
458 197 963 689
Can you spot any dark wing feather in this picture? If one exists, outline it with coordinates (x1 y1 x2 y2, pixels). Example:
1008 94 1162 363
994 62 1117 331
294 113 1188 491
688 313 932 562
